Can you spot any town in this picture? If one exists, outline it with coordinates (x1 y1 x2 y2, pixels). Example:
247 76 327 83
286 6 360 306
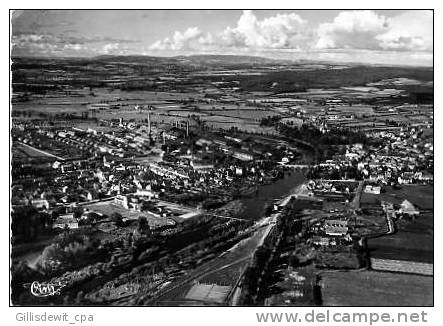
10 53 433 306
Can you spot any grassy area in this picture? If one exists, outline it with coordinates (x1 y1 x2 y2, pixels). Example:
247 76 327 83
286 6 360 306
368 212 433 263
320 270 433 306
13 142 55 159
361 185 434 209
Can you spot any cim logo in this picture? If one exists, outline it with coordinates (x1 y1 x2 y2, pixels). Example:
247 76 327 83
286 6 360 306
30 281 66 297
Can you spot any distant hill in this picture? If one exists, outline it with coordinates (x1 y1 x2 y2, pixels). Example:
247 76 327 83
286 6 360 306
90 54 291 66
173 54 289 65
92 54 178 64
13 53 432 70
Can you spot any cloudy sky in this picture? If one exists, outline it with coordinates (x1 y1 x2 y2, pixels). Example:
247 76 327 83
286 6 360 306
11 10 433 66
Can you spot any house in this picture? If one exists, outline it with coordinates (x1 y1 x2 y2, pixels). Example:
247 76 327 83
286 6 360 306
399 200 420 216
53 214 79 229
80 211 103 223
136 189 157 200
224 135 242 143
196 138 213 147
324 219 348 236
311 236 332 246
114 195 129 209
364 185 381 194
31 199 50 210
232 150 254 162
190 160 214 173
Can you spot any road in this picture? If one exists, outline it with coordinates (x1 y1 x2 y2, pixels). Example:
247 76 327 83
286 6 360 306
351 180 364 210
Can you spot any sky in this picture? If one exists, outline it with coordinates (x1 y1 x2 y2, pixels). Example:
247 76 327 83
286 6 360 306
11 10 433 66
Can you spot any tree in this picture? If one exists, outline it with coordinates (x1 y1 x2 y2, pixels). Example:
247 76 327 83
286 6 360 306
75 291 85 304
111 212 124 227
289 254 299 267
73 208 83 220
137 216 151 236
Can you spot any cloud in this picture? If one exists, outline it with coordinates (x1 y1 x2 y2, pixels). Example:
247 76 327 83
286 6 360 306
315 10 388 50
315 10 432 52
149 10 310 52
11 32 140 56
376 11 433 51
149 27 213 51
220 10 308 49
11 10 433 65
12 32 138 45
102 43 120 53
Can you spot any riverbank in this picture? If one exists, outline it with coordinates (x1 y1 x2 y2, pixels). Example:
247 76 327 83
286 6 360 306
239 170 306 221
230 181 310 305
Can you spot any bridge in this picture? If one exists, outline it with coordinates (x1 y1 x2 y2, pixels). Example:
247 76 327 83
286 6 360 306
205 213 250 222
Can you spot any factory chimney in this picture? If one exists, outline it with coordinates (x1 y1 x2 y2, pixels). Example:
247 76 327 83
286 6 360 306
147 111 151 136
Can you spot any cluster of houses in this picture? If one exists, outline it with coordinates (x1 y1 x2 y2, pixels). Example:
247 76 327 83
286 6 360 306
358 128 433 185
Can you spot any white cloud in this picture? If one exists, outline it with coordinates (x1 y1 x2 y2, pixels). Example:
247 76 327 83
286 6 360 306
376 11 433 51
149 27 213 51
149 10 309 52
148 10 432 60
64 43 84 51
102 43 120 53
12 10 432 66
221 10 308 49
315 10 388 50
315 10 432 52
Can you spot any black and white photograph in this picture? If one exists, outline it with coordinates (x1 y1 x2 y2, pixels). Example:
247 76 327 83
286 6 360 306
9 7 434 311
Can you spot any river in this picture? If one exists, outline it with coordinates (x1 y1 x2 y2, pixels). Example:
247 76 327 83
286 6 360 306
239 169 306 221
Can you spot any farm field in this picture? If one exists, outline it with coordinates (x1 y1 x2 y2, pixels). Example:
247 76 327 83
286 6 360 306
12 89 205 114
368 211 433 263
361 185 434 209
320 270 433 306
13 88 283 135
12 142 56 159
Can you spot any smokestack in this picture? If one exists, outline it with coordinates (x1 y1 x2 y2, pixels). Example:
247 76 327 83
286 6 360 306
147 111 151 136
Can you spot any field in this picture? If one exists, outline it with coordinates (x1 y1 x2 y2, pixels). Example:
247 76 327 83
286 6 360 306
368 211 433 263
361 185 434 209
185 283 232 303
364 184 433 263
13 86 283 135
320 270 433 306
12 142 56 159
12 89 205 114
